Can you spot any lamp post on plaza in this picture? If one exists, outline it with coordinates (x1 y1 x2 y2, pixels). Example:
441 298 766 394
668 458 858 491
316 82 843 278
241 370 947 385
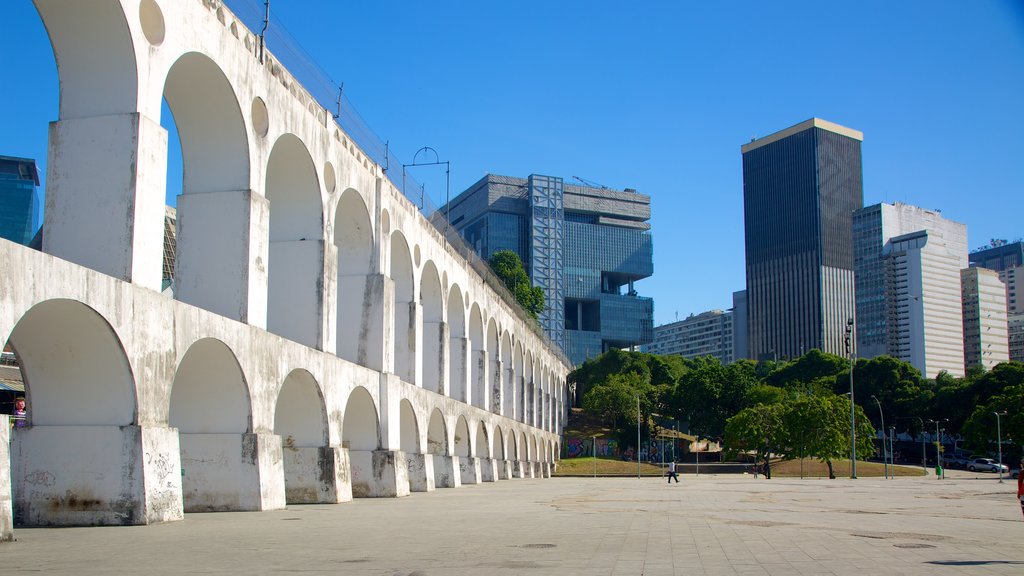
928 418 947 479
871 395 888 479
844 318 856 479
636 394 641 480
994 411 1007 483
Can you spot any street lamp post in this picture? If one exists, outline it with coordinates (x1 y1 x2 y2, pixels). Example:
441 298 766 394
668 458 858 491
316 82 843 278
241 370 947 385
994 410 1007 483
928 419 947 479
871 395 888 479
844 318 857 479
636 395 641 480
890 426 896 476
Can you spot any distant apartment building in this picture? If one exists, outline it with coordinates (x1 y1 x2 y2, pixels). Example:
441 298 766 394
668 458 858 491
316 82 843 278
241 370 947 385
0 156 40 246
961 267 1009 371
647 310 734 363
741 118 863 360
853 202 968 377
851 203 970 368
970 241 1024 362
443 174 654 365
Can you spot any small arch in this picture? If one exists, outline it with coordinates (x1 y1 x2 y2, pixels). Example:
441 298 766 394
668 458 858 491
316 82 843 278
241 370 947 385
506 428 517 461
492 426 504 461
342 386 380 451
170 338 250 434
426 409 447 456
273 369 327 447
474 422 489 458
453 415 471 458
399 399 420 454
7 299 136 426
520 431 530 461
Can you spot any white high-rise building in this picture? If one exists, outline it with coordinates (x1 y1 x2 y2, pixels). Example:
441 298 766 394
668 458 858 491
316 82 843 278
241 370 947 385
853 203 968 377
961 267 1010 371
647 310 734 364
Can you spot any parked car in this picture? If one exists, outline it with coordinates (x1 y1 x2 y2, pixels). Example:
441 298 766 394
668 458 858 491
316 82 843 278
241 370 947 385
942 455 969 469
966 457 1008 473
1010 466 1020 480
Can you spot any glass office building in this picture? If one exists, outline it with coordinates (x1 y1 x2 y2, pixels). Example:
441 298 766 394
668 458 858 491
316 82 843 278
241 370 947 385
741 119 863 360
444 174 653 365
0 156 40 246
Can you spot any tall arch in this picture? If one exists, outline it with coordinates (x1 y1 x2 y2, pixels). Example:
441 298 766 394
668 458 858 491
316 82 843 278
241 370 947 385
343 386 384 498
454 416 471 459
474 423 489 459
428 409 456 488
390 232 415 384
486 318 499 413
266 133 324 349
447 285 467 402
334 188 374 365
469 304 485 409
420 262 444 394
274 369 333 504
500 331 513 417
524 351 535 426
166 51 254 322
170 338 257 512
492 426 505 461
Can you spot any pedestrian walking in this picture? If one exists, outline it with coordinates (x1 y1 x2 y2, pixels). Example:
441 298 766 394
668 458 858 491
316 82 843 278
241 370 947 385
1017 458 1024 519
667 461 679 483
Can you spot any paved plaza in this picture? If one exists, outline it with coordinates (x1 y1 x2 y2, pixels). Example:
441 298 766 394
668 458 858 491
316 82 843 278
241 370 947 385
2 471 1022 575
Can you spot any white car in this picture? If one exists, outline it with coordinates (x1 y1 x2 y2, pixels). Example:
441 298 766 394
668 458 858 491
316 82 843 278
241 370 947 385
966 458 1008 473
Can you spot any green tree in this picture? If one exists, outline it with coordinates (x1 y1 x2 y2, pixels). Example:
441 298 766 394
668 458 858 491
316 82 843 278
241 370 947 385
780 394 875 479
724 403 786 478
960 366 1024 455
488 250 544 318
671 356 757 439
582 373 643 429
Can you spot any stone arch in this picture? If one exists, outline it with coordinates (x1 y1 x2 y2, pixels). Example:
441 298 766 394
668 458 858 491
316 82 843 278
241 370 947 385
426 409 448 456
334 188 374 365
35 0 138 120
5 299 161 526
420 261 443 394
165 51 254 322
469 304 485 409
492 426 504 461
343 386 384 499
274 369 332 504
447 285 467 402
453 415 471 458
500 330 513 417
487 318 500 414
520 431 530 462
170 337 259 512
7 299 136 427
266 133 324 349
474 422 489 458
506 427 517 462
524 350 535 426
399 399 420 454
390 231 415 384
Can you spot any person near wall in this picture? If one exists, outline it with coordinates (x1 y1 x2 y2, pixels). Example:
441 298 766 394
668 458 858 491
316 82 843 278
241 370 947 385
11 396 26 428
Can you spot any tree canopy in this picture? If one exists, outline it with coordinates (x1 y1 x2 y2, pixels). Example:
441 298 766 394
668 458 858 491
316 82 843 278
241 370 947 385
488 250 544 318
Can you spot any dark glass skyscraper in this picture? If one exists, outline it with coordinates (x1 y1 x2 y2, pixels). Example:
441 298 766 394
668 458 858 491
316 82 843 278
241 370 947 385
444 174 653 365
0 156 40 246
741 119 863 360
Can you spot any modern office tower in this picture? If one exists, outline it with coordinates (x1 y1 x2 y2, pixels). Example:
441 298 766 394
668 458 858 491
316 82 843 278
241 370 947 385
647 310 734 363
0 156 40 246
969 241 1023 271
853 203 969 362
732 290 749 360
961 267 1010 371
444 174 654 365
741 118 863 360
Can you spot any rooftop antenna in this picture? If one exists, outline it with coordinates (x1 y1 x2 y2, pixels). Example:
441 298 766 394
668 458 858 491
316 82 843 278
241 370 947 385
259 1 270 64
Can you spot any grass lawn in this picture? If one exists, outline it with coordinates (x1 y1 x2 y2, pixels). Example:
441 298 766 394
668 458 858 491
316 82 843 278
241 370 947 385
554 457 927 477
771 458 927 477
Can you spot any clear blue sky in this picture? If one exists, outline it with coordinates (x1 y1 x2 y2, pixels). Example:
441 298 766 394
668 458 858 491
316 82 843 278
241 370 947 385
1 1 1022 326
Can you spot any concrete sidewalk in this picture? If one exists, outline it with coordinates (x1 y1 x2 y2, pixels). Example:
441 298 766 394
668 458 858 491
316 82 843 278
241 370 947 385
2 474 1022 575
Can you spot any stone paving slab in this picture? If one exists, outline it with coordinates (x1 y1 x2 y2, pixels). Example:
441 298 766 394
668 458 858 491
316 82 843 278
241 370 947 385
1 474 1022 575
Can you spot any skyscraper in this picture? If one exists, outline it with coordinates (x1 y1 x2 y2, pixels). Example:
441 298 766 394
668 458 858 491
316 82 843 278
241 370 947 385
443 174 654 365
0 156 40 246
961 267 1009 371
970 241 1024 362
741 118 863 360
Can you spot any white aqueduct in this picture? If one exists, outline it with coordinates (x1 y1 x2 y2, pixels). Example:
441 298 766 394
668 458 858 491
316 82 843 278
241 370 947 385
0 0 570 534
